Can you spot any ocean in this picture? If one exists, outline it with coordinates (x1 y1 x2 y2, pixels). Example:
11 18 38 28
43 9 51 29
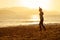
0 15 60 27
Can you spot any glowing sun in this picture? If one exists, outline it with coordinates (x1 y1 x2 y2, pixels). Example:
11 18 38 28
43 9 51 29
17 0 51 10
31 15 39 21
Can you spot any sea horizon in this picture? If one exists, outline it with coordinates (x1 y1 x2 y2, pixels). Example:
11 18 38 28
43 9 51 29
0 19 60 27
0 13 60 27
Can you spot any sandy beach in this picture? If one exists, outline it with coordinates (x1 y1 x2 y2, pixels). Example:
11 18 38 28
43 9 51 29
0 23 60 40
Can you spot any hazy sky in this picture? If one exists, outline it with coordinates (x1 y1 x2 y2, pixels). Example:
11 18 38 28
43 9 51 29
0 0 60 24
0 0 60 12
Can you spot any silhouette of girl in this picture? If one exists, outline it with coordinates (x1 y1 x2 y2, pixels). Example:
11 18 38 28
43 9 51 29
39 7 46 31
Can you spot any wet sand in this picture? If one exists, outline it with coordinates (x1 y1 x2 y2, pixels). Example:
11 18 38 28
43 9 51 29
0 24 60 40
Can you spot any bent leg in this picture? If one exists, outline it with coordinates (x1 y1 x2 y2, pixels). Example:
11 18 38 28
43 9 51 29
42 24 46 30
39 22 42 31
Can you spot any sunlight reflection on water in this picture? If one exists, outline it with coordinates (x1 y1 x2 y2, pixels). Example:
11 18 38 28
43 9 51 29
0 21 60 27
